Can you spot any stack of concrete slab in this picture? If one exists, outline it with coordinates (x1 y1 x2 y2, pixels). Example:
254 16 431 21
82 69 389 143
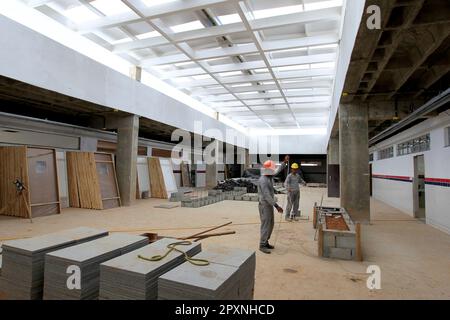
43 233 148 300
0 227 108 300
99 238 202 300
158 247 256 300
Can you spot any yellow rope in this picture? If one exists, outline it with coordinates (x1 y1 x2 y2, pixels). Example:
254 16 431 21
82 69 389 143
137 240 210 266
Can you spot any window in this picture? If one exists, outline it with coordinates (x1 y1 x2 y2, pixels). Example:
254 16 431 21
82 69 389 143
397 134 430 156
369 153 374 162
445 127 450 147
378 146 393 160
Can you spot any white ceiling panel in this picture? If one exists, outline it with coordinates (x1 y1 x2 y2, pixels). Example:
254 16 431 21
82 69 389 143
23 0 345 130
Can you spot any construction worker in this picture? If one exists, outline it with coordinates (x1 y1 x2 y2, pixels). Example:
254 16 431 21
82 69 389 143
284 163 306 221
257 155 289 254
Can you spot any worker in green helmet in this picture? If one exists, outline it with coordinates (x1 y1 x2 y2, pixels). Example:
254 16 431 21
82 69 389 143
284 162 306 221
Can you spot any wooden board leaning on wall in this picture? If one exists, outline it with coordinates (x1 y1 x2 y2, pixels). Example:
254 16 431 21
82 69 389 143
67 152 121 210
0 146 61 218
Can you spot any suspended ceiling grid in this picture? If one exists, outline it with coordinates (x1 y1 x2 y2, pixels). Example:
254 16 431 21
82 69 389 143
22 0 345 130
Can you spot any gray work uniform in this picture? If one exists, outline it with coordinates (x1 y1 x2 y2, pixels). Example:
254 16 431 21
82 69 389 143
284 172 306 218
257 162 286 247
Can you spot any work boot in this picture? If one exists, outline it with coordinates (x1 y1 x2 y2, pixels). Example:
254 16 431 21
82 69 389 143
259 247 271 254
264 243 275 249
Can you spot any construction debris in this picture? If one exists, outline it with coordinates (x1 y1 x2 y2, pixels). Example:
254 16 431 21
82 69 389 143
0 227 108 300
214 179 258 193
99 238 201 300
43 233 148 300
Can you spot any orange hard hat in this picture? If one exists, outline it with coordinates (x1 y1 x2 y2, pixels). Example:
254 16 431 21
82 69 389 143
263 160 276 171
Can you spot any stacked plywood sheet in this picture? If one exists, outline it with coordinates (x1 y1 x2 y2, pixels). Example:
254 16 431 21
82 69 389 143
0 227 108 300
148 157 178 199
99 238 201 300
158 247 256 300
43 233 148 300
0 146 61 219
67 152 121 210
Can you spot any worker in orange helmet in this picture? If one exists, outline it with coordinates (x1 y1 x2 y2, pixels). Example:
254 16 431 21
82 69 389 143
257 155 289 254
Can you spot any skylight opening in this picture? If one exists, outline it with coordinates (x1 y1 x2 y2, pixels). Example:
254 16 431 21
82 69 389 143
252 5 304 19
217 13 241 25
142 0 177 7
170 20 204 33
310 62 335 69
218 71 242 77
136 31 161 40
230 83 252 87
239 91 259 95
111 37 132 45
254 68 269 73
304 0 343 12
174 61 195 67
275 65 309 72
90 0 132 16
309 43 338 50
192 74 212 80
63 5 98 23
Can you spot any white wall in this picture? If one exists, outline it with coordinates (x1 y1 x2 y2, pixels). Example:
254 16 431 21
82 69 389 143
370 112 450 234
0 15 247 148
372 156 415 215
327 0 366 141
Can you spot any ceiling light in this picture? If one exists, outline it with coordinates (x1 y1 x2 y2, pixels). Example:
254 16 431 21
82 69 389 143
170 20 204 33
217 14 241 25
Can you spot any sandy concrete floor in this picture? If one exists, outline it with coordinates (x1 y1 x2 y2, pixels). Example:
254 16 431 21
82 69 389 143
1 187 449 300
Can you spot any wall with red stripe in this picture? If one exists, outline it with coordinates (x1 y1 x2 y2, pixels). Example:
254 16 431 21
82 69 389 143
370 112 450 234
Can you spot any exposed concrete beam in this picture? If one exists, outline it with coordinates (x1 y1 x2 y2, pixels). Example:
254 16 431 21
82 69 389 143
388 23 450 98
362 0 426 100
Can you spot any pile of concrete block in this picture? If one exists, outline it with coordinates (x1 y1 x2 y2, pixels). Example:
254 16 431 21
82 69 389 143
99 238 201 300
43 233 148 300
158 246 256 300
181 190 226 208
0 227 108 300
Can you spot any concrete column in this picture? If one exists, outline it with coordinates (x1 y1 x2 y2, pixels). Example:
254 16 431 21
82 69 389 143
206 140 219 188
339 104 370 223
327 137 339 165
327 136 339 197
116 115 139 206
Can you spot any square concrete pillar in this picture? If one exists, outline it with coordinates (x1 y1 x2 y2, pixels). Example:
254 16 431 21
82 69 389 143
327 136 340 198
339 104 370 223
116 115 139 206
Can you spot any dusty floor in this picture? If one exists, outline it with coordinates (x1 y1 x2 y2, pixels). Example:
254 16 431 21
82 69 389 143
0 187 449 300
